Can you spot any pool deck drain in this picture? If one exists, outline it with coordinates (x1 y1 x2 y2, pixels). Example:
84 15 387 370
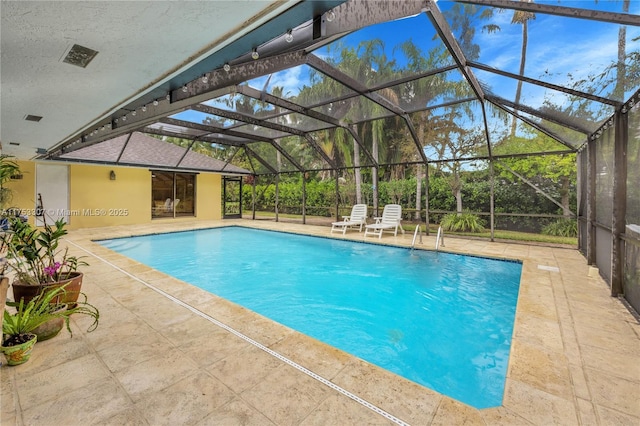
2 219 639 425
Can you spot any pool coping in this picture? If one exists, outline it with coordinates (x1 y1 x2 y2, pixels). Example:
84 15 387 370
93 224 523 411
3 219 639 425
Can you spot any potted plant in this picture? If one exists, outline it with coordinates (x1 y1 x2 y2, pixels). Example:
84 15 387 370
1 284 99 365
0 154 21 209
1 217 88 306
0 155 23 232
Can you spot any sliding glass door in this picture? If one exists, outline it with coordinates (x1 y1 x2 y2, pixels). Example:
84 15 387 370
152 171 195 218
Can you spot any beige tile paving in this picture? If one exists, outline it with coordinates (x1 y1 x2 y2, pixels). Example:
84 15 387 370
1 219 639 425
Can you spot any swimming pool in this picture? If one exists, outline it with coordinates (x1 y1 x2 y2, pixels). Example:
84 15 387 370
98 226 522 409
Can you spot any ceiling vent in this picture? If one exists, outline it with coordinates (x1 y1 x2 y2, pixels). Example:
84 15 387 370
63 44 99 68
24 114 42 122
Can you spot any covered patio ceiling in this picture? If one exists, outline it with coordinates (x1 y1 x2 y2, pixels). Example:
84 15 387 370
39 1 640 174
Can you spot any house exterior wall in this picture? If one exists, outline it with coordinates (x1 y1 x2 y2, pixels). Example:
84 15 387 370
69 164 150 229
5 161 223 229
196 172 222 220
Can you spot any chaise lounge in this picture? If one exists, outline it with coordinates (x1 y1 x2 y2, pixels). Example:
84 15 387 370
331 204 368 235
364 204 404 239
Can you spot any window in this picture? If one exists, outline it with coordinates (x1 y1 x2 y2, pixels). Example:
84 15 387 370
151 171 195 218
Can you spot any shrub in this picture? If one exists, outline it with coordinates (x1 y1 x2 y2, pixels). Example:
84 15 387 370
542 219 577 237
440 212 485 233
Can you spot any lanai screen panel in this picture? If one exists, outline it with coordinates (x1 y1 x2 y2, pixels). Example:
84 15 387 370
384 68 473 113
628 103 640 227
577 149 588 255
265 113 333 133
244 141 298 174
417 100 488 162
504 110 588 149
204 92 285 121
249 64 357 108
313 12 456 88
458 1 640 102
484 102 576 155
625 101 640 313
478 70 615 134
170 109 240 130
276 135 333 171
311 95 396 123
595 125 615 282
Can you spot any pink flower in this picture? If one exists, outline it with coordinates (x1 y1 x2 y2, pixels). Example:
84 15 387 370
44 261 62 276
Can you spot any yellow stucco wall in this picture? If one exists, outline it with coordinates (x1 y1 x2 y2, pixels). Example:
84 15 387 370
196 172 222 220
4 161 222 229
69 164 150 229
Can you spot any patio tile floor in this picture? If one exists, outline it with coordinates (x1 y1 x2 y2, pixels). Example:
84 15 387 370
1 219 638 425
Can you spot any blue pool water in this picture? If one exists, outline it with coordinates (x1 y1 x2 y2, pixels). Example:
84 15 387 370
98 226 522 408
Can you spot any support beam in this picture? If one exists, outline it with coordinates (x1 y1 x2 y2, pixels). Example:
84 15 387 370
456 0 640 26
402 114 430 164
469 61 621 107
424 0 485 101
174 138 198 168
587 137 596 264
303 134 337 170
192 103 300 137
486 95 593 135
267 140 304 173
115 133 134 163
244 145 278 174
238 85 342 128
252 177 257 220
344 126 377 166
487 99 578 150
158 117 273 144
496 160 576 217
321 0 428 38
611 110 628 296
306 54 405 116
490 160 495 241
302 172 307 224
173 50 308 103
424 160 430 236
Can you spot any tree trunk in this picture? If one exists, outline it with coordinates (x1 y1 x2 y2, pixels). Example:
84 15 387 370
372 130 379 212
353 134 362 204
456 185 463 214
510 19 528 138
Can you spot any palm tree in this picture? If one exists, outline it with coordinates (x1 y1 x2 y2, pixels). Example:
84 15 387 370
509 1 536 137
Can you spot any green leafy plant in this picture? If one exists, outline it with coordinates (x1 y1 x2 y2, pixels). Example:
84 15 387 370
2 283 99 347
1 218 88 285
542 218 577 238
0 154 21 209
440 212 486 233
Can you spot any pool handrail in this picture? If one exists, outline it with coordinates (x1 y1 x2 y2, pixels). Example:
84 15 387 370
411 224 422 250
436 226 445 251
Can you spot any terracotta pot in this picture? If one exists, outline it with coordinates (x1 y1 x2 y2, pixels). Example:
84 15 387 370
32 306 67 342
11 272 84 307
1 333 37 366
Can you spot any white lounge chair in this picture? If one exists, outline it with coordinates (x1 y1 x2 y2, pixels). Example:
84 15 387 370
364 204 404 239
331 204 368 235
